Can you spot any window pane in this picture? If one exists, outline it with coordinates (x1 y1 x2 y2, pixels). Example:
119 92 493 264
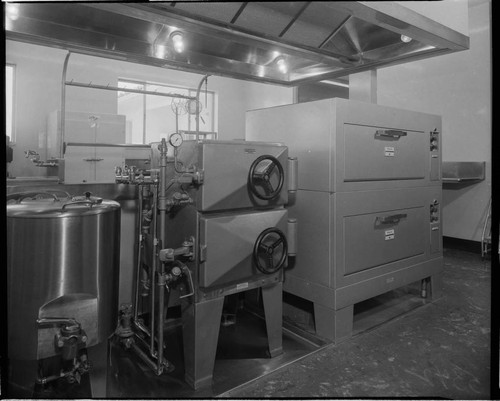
118 79 217 144
145 84 190 144
118 81 145 144
187 89 215 133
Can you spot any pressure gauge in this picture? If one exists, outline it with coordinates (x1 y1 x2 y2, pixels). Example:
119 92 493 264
169 133 183 148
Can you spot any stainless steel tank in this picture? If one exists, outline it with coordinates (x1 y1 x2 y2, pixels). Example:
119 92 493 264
6 191 121 363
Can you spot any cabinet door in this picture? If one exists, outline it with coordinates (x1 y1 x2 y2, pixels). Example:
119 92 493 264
94 147 124 183
62 146 95 183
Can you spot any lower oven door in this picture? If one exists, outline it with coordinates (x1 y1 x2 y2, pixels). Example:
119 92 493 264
198 208 288 289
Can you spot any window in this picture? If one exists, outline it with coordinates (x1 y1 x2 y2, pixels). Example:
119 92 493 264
117 79 217 144
6 64 15 143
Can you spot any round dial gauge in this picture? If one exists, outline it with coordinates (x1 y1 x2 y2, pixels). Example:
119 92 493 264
169 133 183 147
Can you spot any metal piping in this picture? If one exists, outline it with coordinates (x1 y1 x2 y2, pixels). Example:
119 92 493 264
65 80 196 100
133 186 144 321
60 52 71 158
156 138 169 375
149 184 158 357
195 74 210 140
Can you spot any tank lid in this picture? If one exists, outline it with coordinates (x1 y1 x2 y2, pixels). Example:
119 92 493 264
6 190 120 218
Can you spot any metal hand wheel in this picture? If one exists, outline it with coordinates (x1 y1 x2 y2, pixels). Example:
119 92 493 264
253 227 288 274
248 155 284 200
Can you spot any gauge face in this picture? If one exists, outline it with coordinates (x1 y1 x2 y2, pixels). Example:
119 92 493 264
169 133 183 147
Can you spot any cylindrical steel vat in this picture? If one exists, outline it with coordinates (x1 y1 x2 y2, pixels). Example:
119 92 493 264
7 192 121 361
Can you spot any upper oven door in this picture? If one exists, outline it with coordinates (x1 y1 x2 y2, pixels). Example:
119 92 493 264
196 140 289 212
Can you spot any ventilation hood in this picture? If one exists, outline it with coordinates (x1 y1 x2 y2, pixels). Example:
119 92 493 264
5 2 469 86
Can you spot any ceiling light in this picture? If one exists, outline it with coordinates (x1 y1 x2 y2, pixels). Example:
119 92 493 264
155 44 167 59
170 31 185 53
6 3 20 21
400 34 412 43
275 56 288 74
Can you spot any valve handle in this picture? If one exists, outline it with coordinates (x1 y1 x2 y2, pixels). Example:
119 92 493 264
253 227 288 274
179 264 195 299
248 155 284 200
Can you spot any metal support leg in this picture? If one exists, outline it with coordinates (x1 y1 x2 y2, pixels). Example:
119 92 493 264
86 340 110 398
261 282 283 358
313 303 354 344
181 297 224 390
429 272 443 301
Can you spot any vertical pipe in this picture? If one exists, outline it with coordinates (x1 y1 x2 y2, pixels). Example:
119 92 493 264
60 52 71 158
156 138 169 374
150 184 158 357
157 266 165 375
195 75 210 141
133 185 144 321
158 139 168 246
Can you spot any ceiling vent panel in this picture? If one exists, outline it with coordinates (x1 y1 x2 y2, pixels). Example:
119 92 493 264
281 3 352 48
169 2 244 25
232 2 308 38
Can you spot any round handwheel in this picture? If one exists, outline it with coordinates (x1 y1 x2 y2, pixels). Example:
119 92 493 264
248 155 284 200
253 228 288 274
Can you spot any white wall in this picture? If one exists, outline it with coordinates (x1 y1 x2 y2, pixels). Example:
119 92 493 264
377 0 491 241
6 40 294 177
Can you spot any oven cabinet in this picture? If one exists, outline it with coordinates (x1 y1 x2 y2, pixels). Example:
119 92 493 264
153 140 290 212
246 97 442 192
284 186 442 311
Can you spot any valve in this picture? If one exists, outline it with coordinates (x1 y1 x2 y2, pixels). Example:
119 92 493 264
430 199 440 223
115 304 135 349
248 155 284 200
253 228 288 274
158 237 195 262
166 192 193 210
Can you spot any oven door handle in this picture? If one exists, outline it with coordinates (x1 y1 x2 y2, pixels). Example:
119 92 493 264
376 213 407 225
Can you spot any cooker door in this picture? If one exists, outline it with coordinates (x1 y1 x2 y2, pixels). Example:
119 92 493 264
197 141 289 211
198 208 288 289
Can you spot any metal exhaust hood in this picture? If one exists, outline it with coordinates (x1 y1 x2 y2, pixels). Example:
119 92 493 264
5 2 469 86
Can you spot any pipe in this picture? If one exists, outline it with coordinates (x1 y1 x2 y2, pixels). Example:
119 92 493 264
149 184 158 357
156 270 166 375
66 142 151 148
60 52 72 158
133 319 151 338
156 138 169 375
131 342 162 374
195 74 210 140
133 185 144 321
65 80 196 100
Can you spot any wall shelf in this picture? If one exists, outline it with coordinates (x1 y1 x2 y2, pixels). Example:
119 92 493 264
442 161 485 184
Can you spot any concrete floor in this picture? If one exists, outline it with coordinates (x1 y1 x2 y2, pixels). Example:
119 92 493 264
223 247 492 399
